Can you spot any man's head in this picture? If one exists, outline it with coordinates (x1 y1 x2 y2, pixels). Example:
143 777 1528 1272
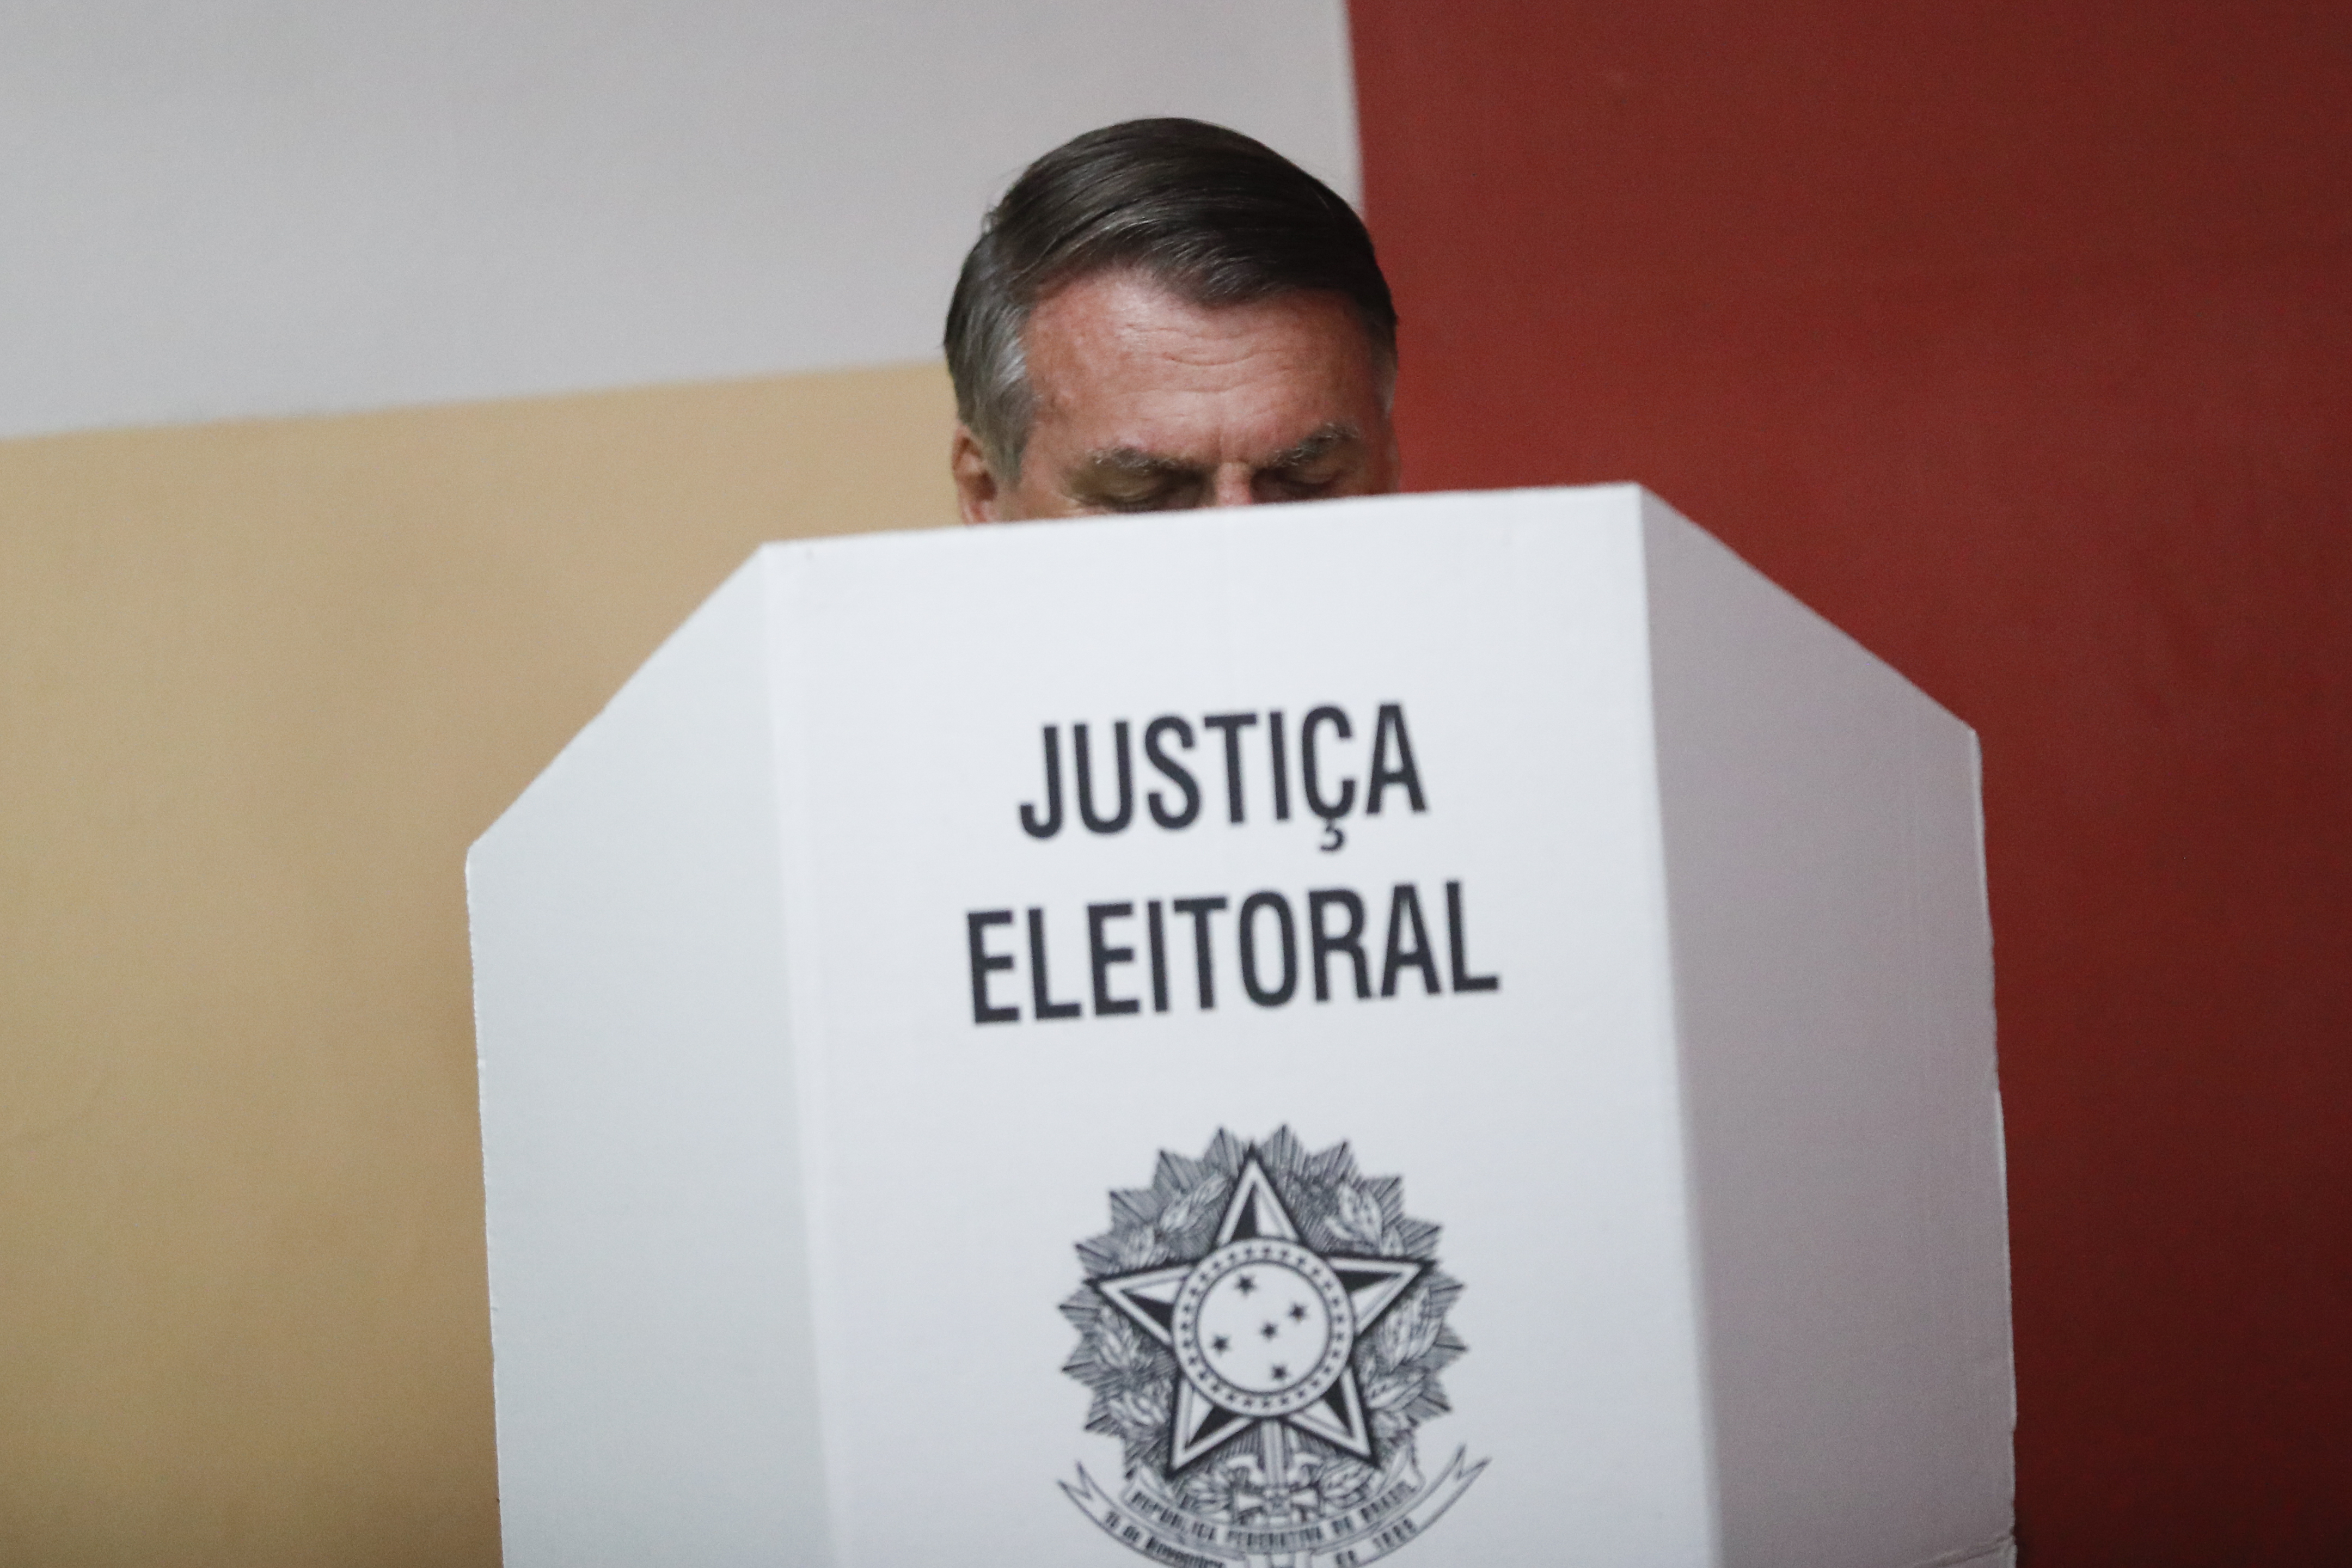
945 118 1400 523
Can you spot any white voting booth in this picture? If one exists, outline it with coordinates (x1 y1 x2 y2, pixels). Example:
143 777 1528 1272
468 485 2014 1568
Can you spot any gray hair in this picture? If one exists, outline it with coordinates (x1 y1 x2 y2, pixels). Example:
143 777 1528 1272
945 118 1398 481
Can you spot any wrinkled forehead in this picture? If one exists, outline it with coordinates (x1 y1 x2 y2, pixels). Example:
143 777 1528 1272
1026 266 1391 376
1018 273 1389 466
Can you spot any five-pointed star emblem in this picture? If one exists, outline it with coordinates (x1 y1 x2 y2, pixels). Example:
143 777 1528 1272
1093 1152 1426 1471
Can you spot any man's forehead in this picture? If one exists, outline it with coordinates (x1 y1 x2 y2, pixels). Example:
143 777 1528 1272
1027 273 1370 379
1021 272 1382 462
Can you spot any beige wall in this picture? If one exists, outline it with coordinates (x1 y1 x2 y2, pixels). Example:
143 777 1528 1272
0 363 958 1565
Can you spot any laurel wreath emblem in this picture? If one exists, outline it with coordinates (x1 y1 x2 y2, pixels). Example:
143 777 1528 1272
1061 1128 1468 1535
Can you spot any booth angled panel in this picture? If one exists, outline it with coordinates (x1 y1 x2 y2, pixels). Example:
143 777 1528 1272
467 563 833 1568
1643 496 2014 1567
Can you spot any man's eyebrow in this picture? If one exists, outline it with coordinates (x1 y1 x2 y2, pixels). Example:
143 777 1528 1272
1081 447 1209 480
1079 424 1362 481
1260 422 1361 470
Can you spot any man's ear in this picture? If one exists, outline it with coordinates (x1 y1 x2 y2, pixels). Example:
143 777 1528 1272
952 426 1006 524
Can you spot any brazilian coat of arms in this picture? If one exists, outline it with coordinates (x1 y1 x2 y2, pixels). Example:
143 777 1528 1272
1061 1129 1485 1567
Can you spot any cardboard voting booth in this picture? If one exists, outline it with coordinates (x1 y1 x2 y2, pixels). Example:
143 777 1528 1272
468 485 2014 1568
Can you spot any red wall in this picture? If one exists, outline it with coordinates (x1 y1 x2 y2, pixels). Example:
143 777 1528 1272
1350 2 2351 1559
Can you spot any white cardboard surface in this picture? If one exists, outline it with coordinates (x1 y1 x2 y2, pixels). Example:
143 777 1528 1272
470 485 2013 1567
1645 502 2014 1566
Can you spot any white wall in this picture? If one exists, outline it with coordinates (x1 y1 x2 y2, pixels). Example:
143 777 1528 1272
0 0 1357 439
